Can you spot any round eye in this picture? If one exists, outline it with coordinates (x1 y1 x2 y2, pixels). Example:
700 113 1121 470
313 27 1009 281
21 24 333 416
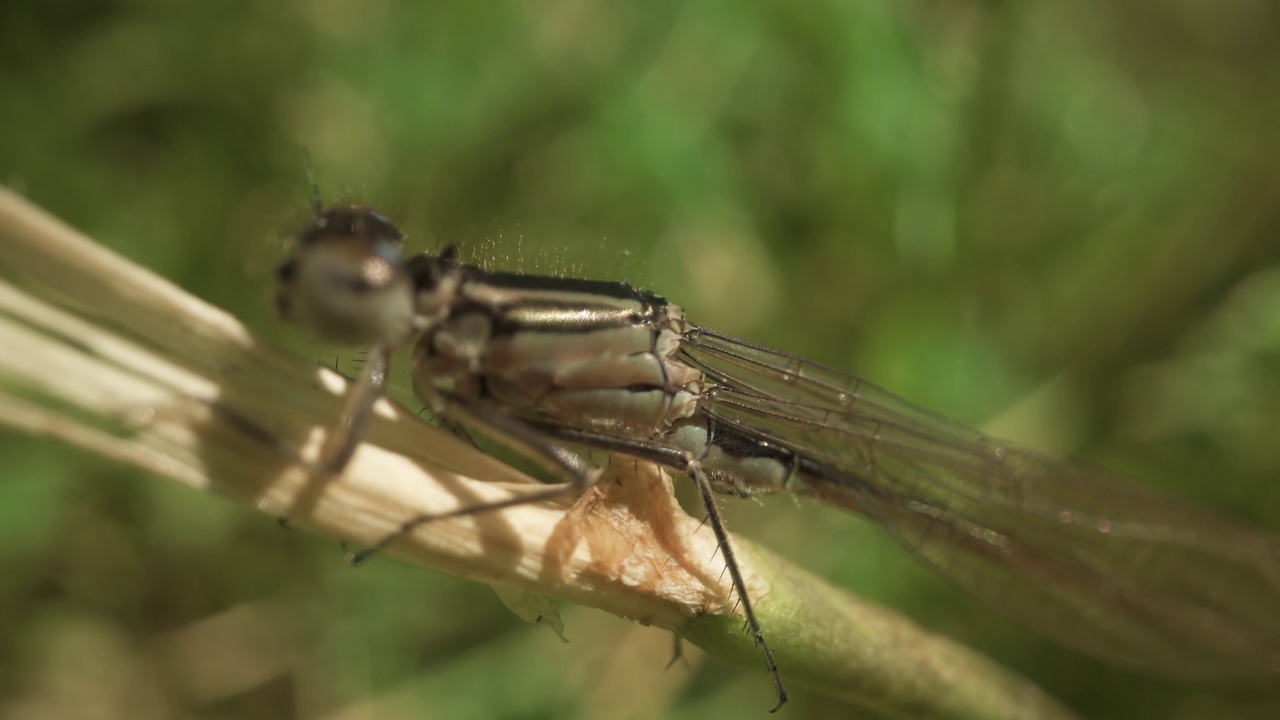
276 205 417 348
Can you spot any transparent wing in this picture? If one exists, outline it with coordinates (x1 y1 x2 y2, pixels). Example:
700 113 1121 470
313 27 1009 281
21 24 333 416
679 326 1280 679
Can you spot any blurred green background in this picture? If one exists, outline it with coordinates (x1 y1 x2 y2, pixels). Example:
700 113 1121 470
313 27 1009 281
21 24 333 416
3 1 1280 718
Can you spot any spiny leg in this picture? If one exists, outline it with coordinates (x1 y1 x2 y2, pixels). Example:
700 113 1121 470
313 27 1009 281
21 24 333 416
687 457 786 711
346 392 603 564
665 632 685 671
314 344 390 477
335 396 788 710
246 344 391 526
518 422 788 712
206 350 390 533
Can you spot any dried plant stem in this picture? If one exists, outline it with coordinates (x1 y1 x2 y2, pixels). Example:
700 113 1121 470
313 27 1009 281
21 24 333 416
0 186 1076 720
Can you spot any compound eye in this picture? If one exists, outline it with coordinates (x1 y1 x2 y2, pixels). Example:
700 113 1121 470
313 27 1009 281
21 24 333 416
276 206 417 347
299 205 406 251
362 210 405 247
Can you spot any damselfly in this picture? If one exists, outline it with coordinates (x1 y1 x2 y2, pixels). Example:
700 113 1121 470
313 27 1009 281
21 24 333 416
275 201 1280 711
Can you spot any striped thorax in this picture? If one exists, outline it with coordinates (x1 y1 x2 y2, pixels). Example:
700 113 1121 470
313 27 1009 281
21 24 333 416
409 259 706 436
